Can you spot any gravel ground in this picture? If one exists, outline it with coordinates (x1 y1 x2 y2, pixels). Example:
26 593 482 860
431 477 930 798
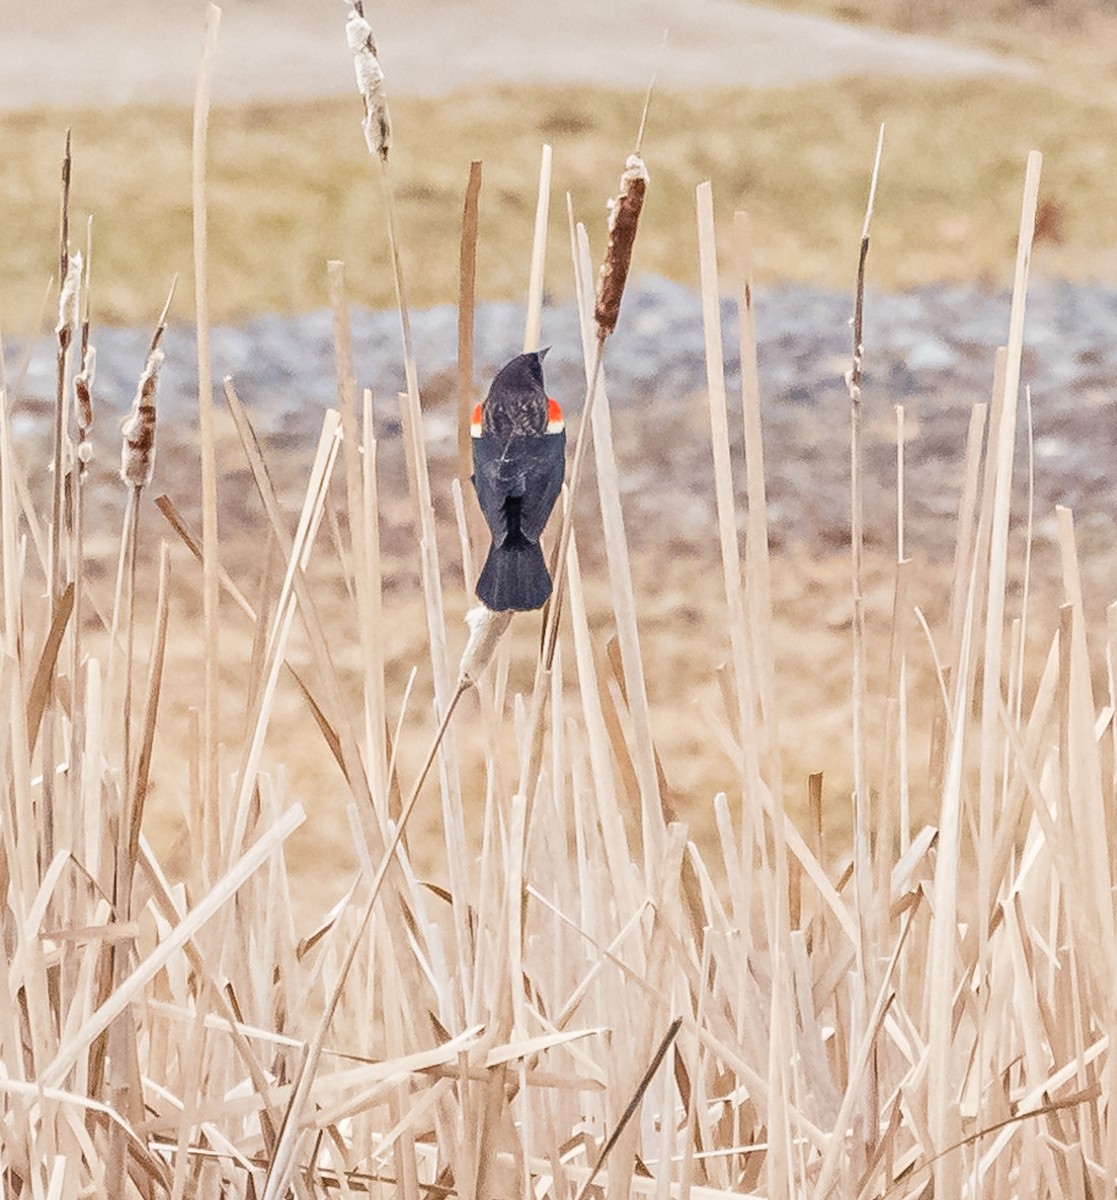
7 277 1116 563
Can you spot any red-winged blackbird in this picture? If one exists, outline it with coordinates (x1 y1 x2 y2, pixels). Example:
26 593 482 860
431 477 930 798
470 350 566 612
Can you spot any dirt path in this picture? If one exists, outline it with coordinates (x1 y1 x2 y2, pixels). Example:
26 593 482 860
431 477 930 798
0 0 1026 110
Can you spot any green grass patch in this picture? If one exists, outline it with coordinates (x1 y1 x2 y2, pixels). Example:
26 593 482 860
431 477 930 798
4 73 1117 330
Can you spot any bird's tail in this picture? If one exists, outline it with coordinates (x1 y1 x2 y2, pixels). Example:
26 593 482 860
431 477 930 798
476 539 552 612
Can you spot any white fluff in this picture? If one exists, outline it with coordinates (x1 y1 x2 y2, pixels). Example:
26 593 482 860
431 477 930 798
458 605 513 687
56 251 83 338
605 154 650 231
346 9 391 159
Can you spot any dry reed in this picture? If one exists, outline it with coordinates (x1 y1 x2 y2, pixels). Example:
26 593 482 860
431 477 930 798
3 15 1117 1200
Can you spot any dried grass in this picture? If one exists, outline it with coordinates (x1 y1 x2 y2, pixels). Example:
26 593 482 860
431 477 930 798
2 18 1117 1200
12 50 1117 332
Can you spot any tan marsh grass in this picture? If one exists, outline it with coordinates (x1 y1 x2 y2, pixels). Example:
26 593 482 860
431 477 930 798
2 16 1117 1200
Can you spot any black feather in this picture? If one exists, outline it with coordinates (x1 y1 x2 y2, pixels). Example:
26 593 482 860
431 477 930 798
470 350 566 611
476 539 552 612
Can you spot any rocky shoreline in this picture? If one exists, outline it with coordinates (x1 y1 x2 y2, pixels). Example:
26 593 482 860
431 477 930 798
7 277 1116 561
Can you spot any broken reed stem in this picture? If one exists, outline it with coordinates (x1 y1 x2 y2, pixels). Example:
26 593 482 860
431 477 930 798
523 143 552 353
977 151 1042 951
218 391 357 859
379 166 420 412
120 491 140 804
328 265 394 810
458 161 482 494
735 210 779 783
458 163 492 601
543 337 605 672
1014 385 1035 727
896 404 911 852
193 3 221 873
573 1016 683 1200
263 683 466 1200
848 124 884 986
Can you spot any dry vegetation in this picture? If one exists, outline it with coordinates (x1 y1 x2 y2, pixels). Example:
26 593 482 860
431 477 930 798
5 5 1117 1198
5 61 1117 329
781 0 1115 37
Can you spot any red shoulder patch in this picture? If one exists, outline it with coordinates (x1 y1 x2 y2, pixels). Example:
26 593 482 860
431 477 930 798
470 402 483 436
546 397 564 433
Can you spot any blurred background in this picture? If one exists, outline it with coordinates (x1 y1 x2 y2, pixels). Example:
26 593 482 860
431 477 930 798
5 0 1117 326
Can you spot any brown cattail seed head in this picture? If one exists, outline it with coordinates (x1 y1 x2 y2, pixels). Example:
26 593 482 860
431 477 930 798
594 154 649 340
458 605 513 687
346 8 391 160
120 348 162 489
74 344 96 434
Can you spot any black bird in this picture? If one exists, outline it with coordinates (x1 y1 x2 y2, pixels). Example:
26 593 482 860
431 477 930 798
470 350 566 611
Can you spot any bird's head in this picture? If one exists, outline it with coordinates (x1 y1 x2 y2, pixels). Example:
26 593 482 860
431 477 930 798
481 349 553 437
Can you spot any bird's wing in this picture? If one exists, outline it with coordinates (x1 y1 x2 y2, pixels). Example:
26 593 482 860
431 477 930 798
471 432 518 545
517 431 566 542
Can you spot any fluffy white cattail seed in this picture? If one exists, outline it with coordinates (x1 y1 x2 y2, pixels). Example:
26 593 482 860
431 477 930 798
458 605 513 687
346 8 391 160
56 251 83 350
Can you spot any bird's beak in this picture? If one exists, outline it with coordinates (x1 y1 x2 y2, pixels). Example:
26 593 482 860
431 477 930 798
537 346 551 361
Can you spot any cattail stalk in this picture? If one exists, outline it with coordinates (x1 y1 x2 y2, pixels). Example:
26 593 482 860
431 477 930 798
99 280 170 1195
68 219 95 824
101 327 164 1178
43 131 76 868
193 3 222 891
109 280 175 802
542 155 648 671
519 151 649 800
847 125 884 994
71 324 96 604
49 131 75 608
344 2 467 818
345 3 451 703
